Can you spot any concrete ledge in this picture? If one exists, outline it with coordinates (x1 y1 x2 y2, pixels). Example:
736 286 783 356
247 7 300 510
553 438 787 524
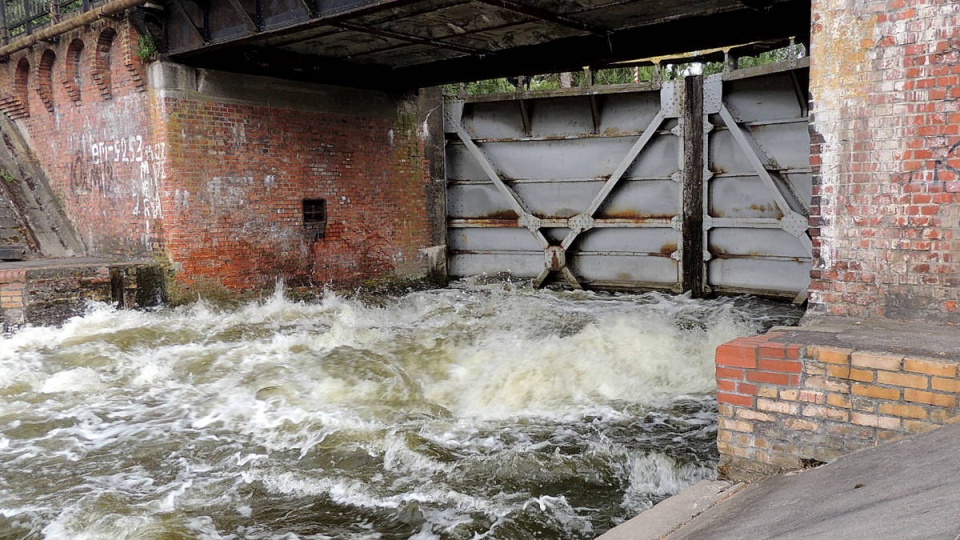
597 480 746 540
148 61 403 118
0 258 166 331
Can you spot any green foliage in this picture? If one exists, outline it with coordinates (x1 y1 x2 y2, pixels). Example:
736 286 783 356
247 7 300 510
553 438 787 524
443 43 805 97
443 78 516 96
736 45 805 69
137 34 159 61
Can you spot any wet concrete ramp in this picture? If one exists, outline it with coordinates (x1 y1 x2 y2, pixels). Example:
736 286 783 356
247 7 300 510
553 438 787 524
604 419 960 540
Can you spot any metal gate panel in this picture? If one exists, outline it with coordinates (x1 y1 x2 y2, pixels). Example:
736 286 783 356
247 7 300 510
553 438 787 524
601 94 675 134
706 66 812 300
445 62 812 299
447 137 678 181
448 253 545 277
711 228 810 258
575 228 678 253
446 84 682 290
570 254 680 287
710 125 810 174
709 258 811 292
448 228 542 251
448 179 680 220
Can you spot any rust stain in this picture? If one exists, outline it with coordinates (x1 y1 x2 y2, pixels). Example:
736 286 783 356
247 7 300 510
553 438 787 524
600 209 675 220
660 243 677 256
479 210 519 220
601 128 634 138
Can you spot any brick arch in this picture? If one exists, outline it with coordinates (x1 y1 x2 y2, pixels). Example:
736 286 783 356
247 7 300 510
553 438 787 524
11 57 31 118
93 27 117 100
37 49 56 113
63 39 85 103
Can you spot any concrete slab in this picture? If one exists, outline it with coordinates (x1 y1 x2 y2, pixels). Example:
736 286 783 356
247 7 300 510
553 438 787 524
782 316 960 360
0 257 146 271
597 480 745 540
641 420 960 540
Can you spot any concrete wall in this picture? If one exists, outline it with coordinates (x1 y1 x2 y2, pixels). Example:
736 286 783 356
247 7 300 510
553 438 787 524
0 19 442 295
808 0 960 320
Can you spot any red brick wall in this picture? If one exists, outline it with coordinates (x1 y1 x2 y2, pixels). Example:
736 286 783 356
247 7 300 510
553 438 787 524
156 80 433 290
0 19 438 293
808 0 960 320
0 20 156 257
716 333 960 481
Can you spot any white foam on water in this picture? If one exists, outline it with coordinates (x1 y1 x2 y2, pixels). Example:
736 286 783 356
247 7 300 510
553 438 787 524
0 282 799 538
37 367 104 394
620 451 716 514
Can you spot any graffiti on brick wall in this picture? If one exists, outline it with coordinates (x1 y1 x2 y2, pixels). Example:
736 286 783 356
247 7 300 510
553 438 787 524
69 134 166 218
89 135 165 165
934 140 960 183
898 139 960 185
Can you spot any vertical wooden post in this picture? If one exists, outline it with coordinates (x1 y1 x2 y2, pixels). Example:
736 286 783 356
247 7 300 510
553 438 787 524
681 74 705 297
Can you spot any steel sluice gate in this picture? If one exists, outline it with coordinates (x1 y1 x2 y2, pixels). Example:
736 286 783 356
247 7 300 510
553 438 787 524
444 61 812 301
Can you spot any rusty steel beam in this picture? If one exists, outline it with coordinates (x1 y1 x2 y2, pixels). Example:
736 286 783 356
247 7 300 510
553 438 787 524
0 0 148 59
473 0 608 37
167 0 427 57
171 0 208 43
390 1 809 87
337 21 480 54
224 0 259 32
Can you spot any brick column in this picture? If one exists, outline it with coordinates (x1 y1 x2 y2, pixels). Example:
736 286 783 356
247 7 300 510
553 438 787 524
0 269 26 329
716 333 960 481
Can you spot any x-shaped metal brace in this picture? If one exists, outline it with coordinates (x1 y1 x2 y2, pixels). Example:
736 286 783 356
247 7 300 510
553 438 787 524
453 106 667 289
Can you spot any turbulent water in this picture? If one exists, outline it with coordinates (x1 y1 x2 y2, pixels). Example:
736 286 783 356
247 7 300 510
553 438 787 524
0 280 801 539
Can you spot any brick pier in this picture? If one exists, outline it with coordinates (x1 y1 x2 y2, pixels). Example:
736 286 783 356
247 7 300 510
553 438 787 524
716 320 960 481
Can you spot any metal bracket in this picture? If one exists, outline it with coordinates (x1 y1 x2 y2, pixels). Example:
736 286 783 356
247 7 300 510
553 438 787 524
780 212 808 237
519 212 542 233
703 74 722 114
545 246 566 271
444 99 464 133
660 79 681 118
671 215 682 231
702 215 714 230
567 213 594 235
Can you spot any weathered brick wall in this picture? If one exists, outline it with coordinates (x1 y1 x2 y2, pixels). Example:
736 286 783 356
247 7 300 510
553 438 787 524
0 20 155 257
0 19 440 294
152 64 435 292
809 0 960 320
716 333 960 481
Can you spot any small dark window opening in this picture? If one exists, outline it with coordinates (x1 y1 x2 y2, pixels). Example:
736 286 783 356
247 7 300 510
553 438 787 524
303 199 327 241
